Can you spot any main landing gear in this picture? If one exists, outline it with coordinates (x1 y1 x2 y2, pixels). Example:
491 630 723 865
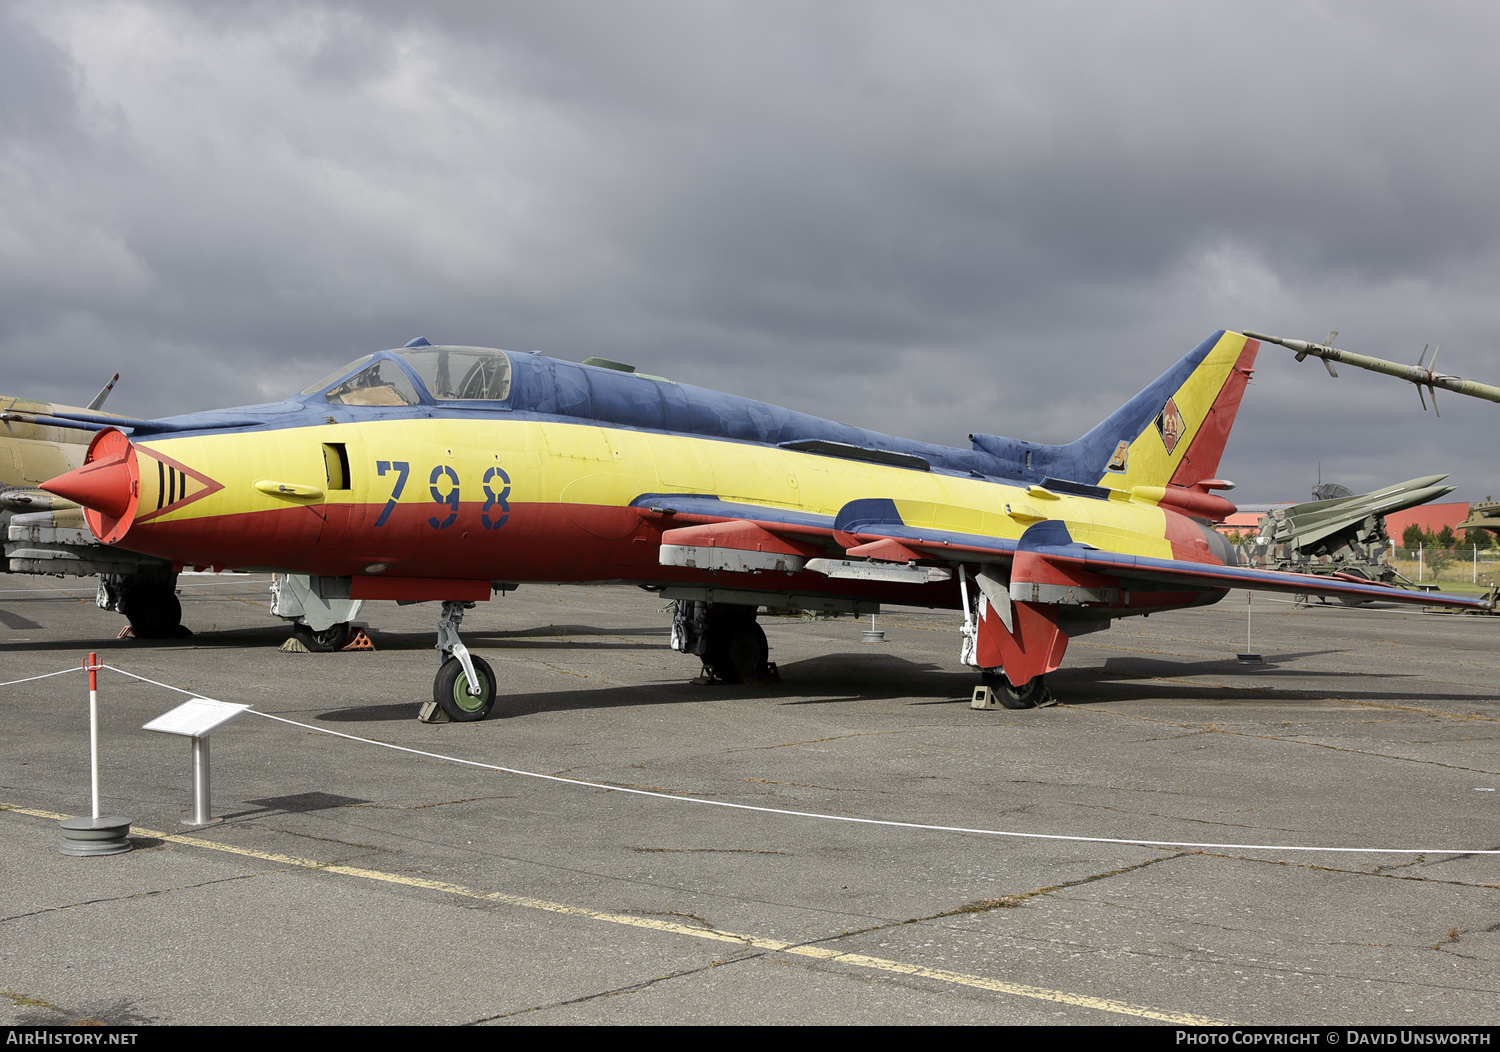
291 621 351 652
670 600 771 684
432 600 496 721
99 569 189 639
981 669 1049 710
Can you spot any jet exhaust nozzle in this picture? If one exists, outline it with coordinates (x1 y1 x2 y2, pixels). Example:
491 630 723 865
39 428 139 544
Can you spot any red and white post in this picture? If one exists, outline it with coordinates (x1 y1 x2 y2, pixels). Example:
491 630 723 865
84 651 101 820
59 653 132 855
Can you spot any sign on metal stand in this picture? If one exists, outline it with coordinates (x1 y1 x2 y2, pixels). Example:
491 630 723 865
143 698 251 826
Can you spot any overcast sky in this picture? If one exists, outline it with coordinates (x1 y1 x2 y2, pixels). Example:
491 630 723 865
5 1 1499 503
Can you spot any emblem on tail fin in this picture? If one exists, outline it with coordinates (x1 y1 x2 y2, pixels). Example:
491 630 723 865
1155 397 1184 456
1105 440 1129 473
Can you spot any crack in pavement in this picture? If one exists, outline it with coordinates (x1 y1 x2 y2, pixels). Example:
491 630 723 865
1061 706 1500 775
1071 801 1329 838
466 951 766 1022
1202 850 1500 891
0 871 271 924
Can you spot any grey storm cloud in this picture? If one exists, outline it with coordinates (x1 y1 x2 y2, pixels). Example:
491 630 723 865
4 0 1500 503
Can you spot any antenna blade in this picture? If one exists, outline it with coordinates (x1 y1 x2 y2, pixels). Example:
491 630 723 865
86 373 120 412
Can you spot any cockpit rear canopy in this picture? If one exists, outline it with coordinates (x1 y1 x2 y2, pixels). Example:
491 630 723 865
306 347 512 406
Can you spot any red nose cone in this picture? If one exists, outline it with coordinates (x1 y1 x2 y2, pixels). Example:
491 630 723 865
40 428 140 543
42 454 133 518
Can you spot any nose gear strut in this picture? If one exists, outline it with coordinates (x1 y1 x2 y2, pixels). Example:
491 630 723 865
423 600 497 722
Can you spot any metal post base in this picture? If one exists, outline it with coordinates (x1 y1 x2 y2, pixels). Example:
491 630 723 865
59 816 133 856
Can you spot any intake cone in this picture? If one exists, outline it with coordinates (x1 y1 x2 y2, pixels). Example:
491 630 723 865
40 428 139 544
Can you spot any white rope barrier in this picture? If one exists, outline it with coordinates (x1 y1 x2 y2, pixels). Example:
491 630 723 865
95 664 1500 858
0 666 82 688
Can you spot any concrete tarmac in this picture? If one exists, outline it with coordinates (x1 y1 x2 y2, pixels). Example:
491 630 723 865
1 574 1497 1025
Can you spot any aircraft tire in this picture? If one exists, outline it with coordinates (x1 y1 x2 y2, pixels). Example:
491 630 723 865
119 582 184 640
706 619 768 684
434 655 497 722
292 621 352 652
999 673 1045 710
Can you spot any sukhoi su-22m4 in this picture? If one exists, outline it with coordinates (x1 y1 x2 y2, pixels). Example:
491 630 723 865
39 331 1489 719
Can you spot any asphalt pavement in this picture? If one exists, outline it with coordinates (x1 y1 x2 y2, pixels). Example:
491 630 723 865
1 574 1497 1025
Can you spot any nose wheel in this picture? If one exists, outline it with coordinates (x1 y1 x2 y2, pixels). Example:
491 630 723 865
435 653 497 721
430 600 496 721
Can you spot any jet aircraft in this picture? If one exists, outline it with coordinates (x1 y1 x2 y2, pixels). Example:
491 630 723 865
38 331 1489 720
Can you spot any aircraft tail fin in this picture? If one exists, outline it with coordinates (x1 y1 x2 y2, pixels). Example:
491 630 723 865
970 330 1258 491
1073 329 1258 491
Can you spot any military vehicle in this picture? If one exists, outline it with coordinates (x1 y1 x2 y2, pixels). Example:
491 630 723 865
1457 497 1500 540
1236 474 1456 601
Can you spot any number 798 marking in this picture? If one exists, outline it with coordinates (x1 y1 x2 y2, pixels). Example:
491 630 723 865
373 460 409 527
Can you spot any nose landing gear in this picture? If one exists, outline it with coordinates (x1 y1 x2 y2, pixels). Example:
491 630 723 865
431 600 496 721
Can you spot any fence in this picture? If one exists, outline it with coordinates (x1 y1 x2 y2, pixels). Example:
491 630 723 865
1386 545 1498 584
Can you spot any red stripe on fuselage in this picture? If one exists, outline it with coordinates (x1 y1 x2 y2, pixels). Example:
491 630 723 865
120 500 964 608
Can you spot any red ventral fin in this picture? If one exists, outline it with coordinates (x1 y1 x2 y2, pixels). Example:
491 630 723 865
975 599 1069 683
660 520 823 558
843 538 922 563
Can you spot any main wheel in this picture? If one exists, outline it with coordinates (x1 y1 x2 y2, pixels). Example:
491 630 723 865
119 582 183 639
706 619 768 684
434 655 497 721
292 621 352 652
988 671 1045 709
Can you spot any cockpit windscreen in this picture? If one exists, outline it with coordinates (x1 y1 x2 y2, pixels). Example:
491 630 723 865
324 359 420 406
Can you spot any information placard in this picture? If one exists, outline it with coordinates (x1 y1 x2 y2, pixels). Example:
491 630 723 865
142 699 251 738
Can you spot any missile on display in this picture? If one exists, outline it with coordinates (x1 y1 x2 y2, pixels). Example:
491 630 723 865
1246 330 1500 413
1256 475 1456 554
